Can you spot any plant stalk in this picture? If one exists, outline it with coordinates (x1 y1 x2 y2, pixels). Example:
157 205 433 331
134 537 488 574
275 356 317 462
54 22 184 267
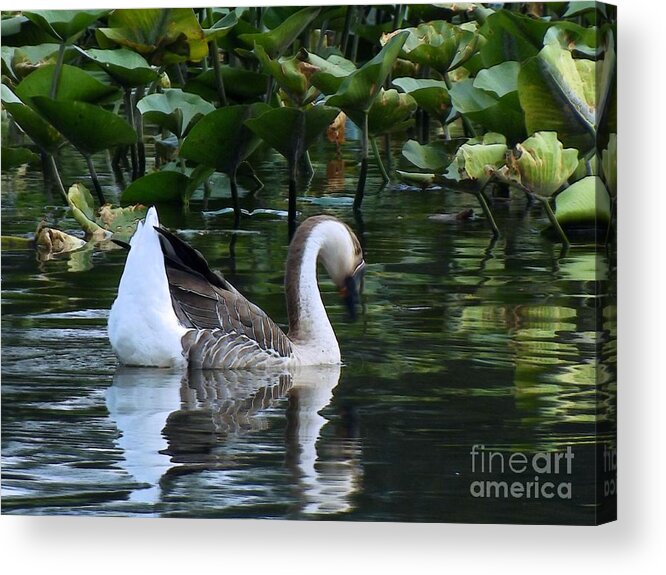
354 112 369 211
538 195 570 248
371 137 389 183
474 189 500 237
50 42 67 99
207 8 228 107
124 88 139 180
84 154 105 205
340 7 354 57
46 154 68 203
229 167 241 227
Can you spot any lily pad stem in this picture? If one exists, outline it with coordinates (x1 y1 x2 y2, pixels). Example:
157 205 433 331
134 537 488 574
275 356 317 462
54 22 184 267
537 194 570 248
84 154 106 205
46 154 68 203
124 88 139 180
229 167 241 227
207 8 228 107
371 137 390 183
354 111 369 211
49 43 66 99
474 188 500 237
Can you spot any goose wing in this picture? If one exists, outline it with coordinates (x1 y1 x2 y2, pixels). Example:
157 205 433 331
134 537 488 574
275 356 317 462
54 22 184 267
154 227 293 360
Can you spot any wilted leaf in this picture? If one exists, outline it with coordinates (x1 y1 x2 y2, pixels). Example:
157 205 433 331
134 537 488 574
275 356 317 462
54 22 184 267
444 133 508 185
35 224 87 257
396 170 437 190
298 50 356 96
327 112 346 145
504 131 579 197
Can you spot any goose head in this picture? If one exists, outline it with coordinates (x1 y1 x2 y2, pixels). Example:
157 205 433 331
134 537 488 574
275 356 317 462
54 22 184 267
288 216 365 321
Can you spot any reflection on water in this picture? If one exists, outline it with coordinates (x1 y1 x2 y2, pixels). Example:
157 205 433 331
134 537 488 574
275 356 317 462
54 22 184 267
1 139 615 523
106 365 361 515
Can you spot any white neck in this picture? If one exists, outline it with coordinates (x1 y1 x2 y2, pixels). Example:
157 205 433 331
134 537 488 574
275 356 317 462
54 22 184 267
285 221 343 364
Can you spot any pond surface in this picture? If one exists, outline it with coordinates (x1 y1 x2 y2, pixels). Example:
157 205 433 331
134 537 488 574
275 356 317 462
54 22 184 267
1 130 616 523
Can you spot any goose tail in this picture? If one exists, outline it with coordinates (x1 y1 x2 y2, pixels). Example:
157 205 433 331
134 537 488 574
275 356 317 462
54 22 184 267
108 207 187 367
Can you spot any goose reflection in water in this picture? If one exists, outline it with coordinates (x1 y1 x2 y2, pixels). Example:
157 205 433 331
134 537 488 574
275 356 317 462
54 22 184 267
105 364 362 515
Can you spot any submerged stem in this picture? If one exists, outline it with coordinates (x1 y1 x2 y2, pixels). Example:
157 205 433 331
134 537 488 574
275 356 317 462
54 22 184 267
474 189 500 238
46 154 68 203
538 195 570 248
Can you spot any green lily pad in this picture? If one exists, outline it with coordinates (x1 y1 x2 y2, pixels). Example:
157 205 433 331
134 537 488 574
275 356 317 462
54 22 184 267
392 78 451 121
479 9 552 67
33 96 137 156
121 170 190 205
396 21 480 75
24 10 109 43
185 66 268 103
402 138 474 172
180 103 271 175
348 89 417 137
254 44 315 106
203 11 239 42
15 63 119 105
83 48 159 87
543 23 600 58
554 176 611 226
449 62 526 144
1 146 40 170
245 105 340 167
1 43 65 81
396 170 437 190
518 42 597 151
97 8 208 65
1 84 62 153
239 6 321 57
504 131 579 197
327 30 409 114
137 89 214 139
602 133 617 198
298 50 357 96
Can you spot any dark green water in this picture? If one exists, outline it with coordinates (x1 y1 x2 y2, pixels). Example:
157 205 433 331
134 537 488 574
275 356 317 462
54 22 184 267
1 130 616 523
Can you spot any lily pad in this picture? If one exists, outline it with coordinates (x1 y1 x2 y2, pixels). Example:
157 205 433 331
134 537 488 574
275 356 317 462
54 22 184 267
33 96 137 156
1 146 40 170
298 50 357 96
392 78 451 122
82 48 159 87
504 132 579 197
518 42 598 151
444 134 508 186
97 8 208 65
327 30 409 114
137 89 214 139
1 84 62 153
185 66 268 103
254 44 315 106
396 170 437 190
348 89 417 137
180 103 271 175
239 6 321 57
392 21 480 75
15 63 119 105
120 170 190 205
449 62 526 144
1 43 64 81
554 176 611 226
401 138 466 172
245 105 340 167
24 10 109 43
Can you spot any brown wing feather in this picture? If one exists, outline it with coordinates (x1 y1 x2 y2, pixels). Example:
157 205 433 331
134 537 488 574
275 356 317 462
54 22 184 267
156 228 292 359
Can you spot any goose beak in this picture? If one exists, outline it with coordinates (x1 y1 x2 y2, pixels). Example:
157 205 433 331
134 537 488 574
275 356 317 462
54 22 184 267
340 260 365 320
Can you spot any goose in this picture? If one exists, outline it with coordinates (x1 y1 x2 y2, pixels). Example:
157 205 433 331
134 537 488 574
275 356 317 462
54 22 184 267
108 207 365 369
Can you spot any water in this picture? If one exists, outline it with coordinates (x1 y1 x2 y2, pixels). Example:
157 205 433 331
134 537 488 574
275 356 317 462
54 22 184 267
1 131 616 523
